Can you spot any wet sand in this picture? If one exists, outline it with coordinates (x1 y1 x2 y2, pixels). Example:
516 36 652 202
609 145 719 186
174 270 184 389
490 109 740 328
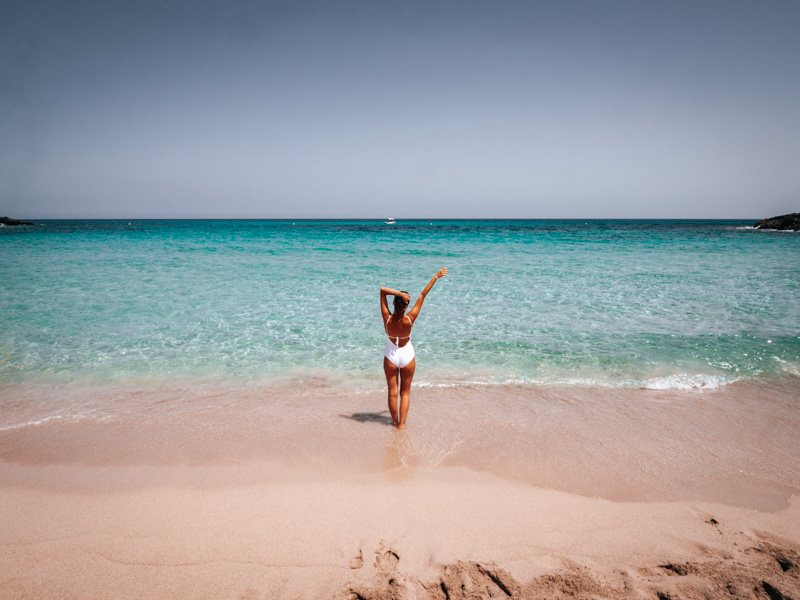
1 381 799 598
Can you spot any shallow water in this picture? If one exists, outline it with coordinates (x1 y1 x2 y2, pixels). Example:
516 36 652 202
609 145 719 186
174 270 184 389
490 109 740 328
2 219 798 388
2 220 800 509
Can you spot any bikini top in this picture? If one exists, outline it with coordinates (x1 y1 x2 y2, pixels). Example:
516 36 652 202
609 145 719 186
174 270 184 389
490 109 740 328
385 315 412 346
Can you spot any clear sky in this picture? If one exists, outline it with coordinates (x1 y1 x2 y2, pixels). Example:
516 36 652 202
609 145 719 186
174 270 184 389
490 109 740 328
2 0 799 219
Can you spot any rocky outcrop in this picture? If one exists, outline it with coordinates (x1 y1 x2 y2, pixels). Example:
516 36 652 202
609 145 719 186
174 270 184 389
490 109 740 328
0 216 35 226
754 212 800 231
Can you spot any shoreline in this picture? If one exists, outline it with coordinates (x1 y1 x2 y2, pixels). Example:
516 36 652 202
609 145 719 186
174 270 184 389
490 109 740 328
2 379 799 508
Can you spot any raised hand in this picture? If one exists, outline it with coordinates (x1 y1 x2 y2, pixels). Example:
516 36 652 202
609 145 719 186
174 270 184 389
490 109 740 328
436 268 448 279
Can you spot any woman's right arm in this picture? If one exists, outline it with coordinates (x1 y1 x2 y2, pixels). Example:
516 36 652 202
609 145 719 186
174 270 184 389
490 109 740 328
380 287 410 321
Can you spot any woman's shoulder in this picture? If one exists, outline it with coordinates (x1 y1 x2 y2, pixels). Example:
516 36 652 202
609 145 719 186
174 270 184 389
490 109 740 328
385 314 413 327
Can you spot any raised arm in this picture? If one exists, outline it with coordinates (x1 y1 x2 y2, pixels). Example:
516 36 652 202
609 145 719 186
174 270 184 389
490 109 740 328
380 287 410 321
407 268 448 322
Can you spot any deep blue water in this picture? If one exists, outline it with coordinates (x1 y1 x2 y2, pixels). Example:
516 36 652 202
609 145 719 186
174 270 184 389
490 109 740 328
2 219 798 388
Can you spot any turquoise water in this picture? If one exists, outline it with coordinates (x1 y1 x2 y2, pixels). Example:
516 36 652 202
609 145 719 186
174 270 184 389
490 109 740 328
1 219 799 388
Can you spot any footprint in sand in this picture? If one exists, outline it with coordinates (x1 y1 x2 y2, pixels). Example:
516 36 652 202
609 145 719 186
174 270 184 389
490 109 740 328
349 549 364 570
375 547 400 573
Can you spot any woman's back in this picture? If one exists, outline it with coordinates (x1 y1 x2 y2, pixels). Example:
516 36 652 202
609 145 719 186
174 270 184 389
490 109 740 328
385 314 413 347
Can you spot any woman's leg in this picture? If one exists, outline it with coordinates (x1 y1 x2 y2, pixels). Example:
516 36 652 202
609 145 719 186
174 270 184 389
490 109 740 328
383 357 400 425
397 357 416 429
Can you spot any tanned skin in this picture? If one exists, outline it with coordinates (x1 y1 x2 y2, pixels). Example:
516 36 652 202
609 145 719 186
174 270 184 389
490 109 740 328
380 268 448 428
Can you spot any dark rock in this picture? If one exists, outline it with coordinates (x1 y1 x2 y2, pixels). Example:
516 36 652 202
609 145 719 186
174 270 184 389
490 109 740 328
754 212 800 231
0 216 35 226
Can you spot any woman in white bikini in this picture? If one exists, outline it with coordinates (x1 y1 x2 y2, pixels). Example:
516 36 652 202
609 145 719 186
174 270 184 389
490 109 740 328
380 268 448 429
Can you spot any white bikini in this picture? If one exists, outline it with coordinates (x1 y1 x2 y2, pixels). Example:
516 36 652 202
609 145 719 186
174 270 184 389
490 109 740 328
384 315 415 368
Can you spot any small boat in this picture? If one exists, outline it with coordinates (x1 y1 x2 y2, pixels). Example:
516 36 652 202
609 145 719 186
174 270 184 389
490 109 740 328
385 217 396 225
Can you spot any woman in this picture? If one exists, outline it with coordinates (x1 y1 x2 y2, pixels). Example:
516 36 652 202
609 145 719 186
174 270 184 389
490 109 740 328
380 268 448 429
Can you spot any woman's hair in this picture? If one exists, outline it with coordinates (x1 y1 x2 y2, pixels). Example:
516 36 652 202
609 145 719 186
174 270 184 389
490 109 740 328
393 291 409 313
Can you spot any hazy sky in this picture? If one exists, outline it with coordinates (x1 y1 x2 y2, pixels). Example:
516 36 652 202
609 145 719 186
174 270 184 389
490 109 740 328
2 0 799 218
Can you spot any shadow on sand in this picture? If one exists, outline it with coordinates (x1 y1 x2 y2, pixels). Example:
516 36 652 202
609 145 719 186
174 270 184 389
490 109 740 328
340 411 394 426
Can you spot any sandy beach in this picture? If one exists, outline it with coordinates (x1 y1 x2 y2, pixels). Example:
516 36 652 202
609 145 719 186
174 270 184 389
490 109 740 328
1 463 799 599
4 0 800 590
1 382 799 599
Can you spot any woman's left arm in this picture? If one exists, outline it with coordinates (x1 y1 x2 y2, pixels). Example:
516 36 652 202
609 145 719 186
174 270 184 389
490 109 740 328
407 268 448 322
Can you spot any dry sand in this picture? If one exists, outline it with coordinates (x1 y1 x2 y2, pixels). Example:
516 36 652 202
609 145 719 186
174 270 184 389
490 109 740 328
1 381 799 599
1 461 799 599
